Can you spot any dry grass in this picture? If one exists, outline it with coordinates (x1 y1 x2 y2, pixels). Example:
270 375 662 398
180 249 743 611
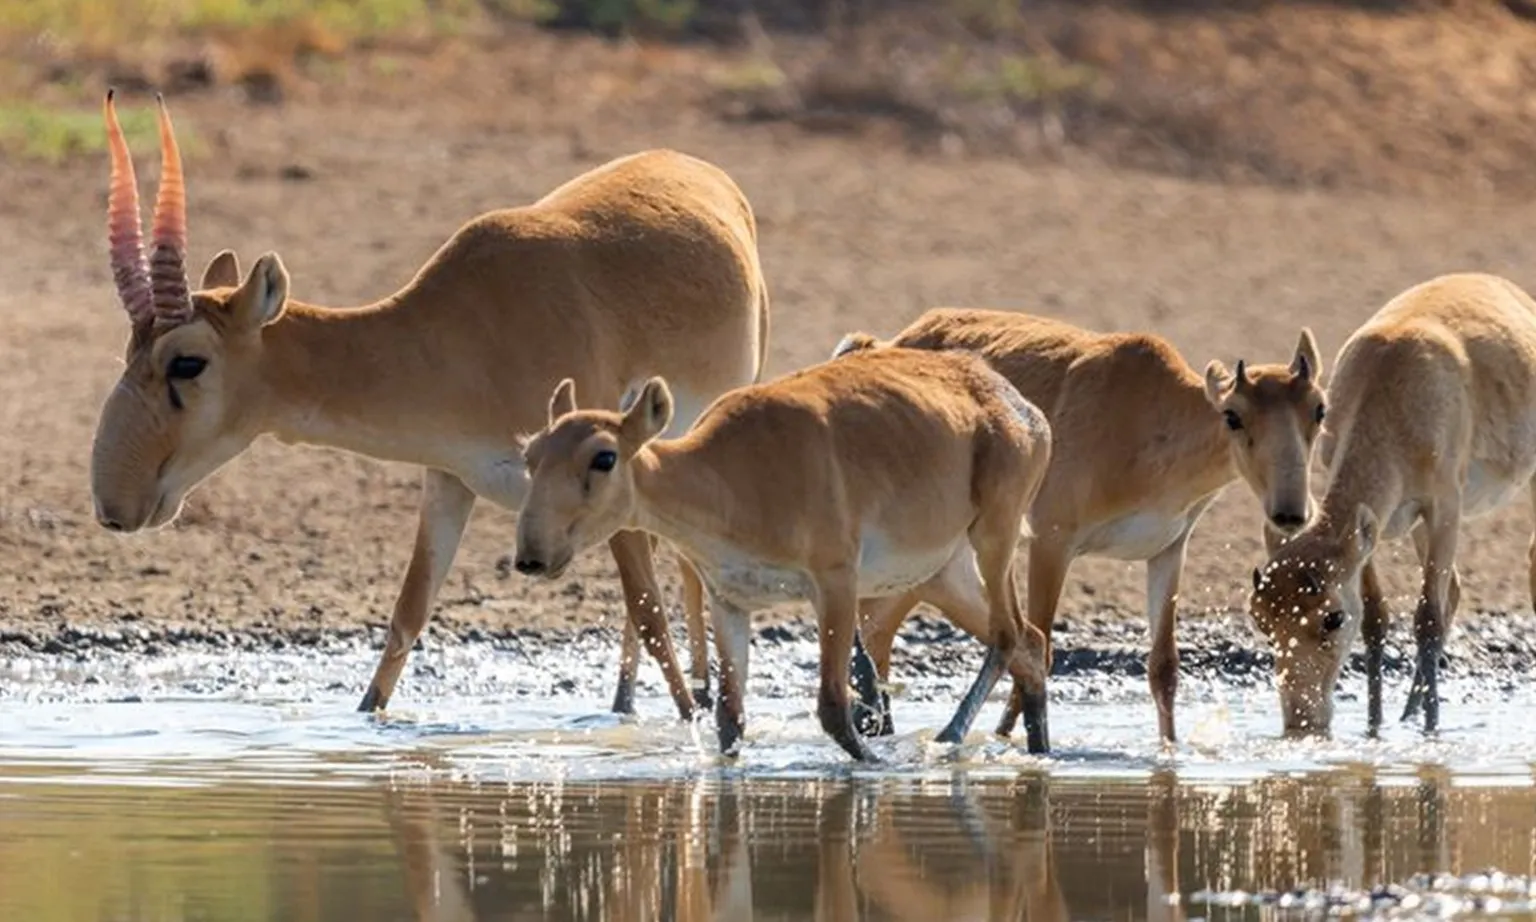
0 98 201 164
0 0 481 54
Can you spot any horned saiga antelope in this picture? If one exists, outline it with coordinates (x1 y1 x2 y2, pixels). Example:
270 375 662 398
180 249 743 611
88 90 770 719
834 309 1325 744
1250 273 1536 738
513 347 1054 762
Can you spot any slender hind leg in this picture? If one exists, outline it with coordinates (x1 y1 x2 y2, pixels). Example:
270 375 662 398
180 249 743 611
944 512 1048 752
1401 519 1462 723
995 542 1070 739
1400 502 1461 733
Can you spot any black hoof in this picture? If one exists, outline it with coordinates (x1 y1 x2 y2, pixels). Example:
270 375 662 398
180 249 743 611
852 691 894 738
610 684 636 716
357 686 384 713
692 682 714 712
1022 692 1050 754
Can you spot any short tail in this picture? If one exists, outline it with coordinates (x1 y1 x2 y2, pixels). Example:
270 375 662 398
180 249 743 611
753 282 771 383
831 331 882 359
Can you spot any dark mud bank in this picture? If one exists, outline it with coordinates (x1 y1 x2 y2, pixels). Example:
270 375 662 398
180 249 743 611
5 609 1535 692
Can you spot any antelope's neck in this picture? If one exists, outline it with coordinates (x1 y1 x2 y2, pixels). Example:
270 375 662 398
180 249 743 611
1313 427 1402 540
1178 386 1243 496
256 296 478 468
628 441 736 563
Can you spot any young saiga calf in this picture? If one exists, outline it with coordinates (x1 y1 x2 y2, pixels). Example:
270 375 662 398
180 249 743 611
835 309 1326 744
1250 273 1536 738
513 347 1054 761
89 91 769 719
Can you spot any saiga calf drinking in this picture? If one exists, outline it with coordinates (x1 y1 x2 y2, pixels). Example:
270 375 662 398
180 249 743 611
513 347 1054 761
834 309 1325 744
88 91 770 719
1250 273 1536 738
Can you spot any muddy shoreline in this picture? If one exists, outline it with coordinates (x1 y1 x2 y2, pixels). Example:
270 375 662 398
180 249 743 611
7 609 1534 693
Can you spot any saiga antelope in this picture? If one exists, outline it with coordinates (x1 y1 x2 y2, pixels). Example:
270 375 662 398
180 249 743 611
513 347 1054 762
1250 273 1536 738
833 309 1325 744
88 90 770 719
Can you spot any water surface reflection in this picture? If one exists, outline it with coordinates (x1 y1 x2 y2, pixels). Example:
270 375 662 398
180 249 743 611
3 764 1535 920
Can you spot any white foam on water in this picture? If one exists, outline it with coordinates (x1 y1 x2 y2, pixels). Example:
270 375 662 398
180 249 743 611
2 639 1534 789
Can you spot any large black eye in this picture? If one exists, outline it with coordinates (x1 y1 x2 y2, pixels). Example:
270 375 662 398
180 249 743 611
167 356 208 380
590 450 617 473
1223 409 1243 431
1322 611 1345 632
1314 403 1326 424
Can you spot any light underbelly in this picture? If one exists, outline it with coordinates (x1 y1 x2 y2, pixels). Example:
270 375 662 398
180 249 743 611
856 531 961 598
700 558 813 609
1077 511 1191 561
1462 459 1528 519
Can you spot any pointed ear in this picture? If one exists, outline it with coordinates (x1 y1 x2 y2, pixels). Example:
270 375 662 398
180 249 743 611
619 376 674 452
1292 327 1322 382
232 252 289 329
200 249 240 289
548 378 577 425
1352 504 1379 561
1203 360 1233 407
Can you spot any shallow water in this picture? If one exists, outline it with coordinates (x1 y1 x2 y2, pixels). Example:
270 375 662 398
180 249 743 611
4 640 1536 920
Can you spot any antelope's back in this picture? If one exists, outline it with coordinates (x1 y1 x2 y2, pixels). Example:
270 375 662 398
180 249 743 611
1334 272 1536 472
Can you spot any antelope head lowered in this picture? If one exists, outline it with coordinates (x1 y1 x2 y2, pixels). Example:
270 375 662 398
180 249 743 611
91 89 289 532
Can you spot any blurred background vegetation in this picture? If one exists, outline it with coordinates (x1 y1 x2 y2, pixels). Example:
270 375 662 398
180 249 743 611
2 0 1536 192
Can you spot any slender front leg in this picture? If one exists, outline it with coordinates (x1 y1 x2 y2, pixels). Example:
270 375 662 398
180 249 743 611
359 470 477 712
851 592 919 737
849 625 893 738
1360 558 1388 736
1403 507 1460 734
994 542 1070 739
711 597 753 757
815 569 880 762
611 615 641 716
678 551 713 710
1145 529 1194 745
1401 519 1462 724
608 529 698 720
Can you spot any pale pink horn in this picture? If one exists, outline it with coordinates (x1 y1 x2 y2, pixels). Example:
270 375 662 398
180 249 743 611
104 89 153 325
148 93 193 327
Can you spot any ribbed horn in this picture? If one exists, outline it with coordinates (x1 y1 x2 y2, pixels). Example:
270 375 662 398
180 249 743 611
149 93 192 326
104 88 153 325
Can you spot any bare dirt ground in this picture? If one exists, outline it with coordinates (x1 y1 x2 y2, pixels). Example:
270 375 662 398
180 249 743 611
5 3 1536 681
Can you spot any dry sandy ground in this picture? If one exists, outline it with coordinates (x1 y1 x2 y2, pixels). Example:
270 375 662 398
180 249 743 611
3 20 1536 670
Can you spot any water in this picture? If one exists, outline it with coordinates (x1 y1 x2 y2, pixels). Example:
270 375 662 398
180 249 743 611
4 639 1536 920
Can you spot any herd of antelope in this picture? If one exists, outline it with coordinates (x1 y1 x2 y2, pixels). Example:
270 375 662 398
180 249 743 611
88 89 1536 763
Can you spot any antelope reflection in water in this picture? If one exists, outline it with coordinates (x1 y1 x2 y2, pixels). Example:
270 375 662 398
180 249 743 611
381 774 1133 921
